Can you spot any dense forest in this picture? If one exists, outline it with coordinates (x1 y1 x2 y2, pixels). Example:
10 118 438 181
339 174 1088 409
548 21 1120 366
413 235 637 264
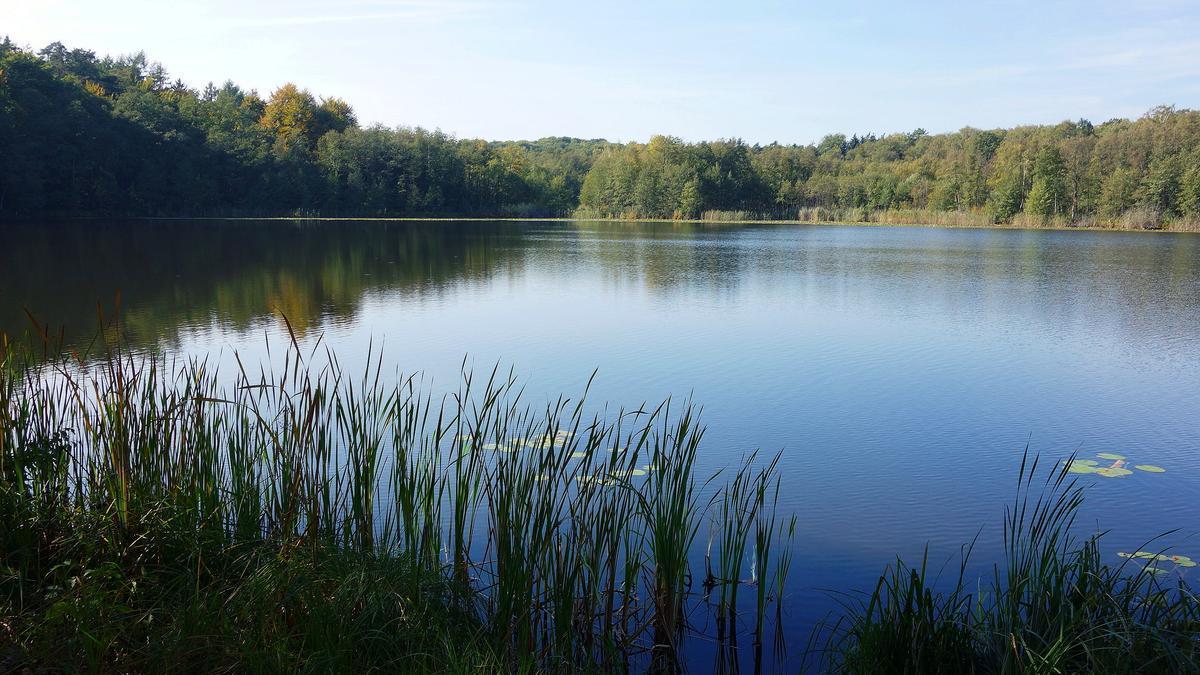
2 37 1199 228
578 113 1200 229
0 38 609 218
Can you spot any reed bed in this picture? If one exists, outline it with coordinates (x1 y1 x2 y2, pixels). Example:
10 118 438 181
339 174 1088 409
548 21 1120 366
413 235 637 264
0 328 793 672
818 451 1200 674
575 205 1200 231
4 324 1199 673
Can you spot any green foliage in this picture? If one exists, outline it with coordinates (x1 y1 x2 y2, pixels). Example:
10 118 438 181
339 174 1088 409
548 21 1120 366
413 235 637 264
988 172 1027 223
0 330 792 672
2 524 503 672
0 41 610 218
1181 161 1200 216
3 38 1200 226
1140 155 1183 215
973 130 1004 163
577 136 767 218
1024 146 1067 220
316 96 356 135
822 453 1200 673
678 175 702 218
1100 167 1140 219
574 112 1199 227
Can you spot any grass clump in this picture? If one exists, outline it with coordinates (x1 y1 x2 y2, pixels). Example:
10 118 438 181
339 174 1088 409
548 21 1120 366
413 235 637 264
1 531 502 672
0 338 506 672
0 324 793 672
820 452 1200 674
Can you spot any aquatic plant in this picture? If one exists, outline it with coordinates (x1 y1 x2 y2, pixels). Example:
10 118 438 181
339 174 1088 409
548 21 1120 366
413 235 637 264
1118 551 1198 570
821 451 1200 673
1063 452 1168 478
0 325 793 672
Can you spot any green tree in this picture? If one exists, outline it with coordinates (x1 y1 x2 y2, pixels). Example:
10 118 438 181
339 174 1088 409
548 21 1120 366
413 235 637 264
816 134 847 157
1024 146 1067 219
1139 155 1182 215
988 173 1026 222
972 130 1004 163
677 176 702 218
1098 167 1139 219
1180 162 1200 217
7 38 1200 225
315 97 356 136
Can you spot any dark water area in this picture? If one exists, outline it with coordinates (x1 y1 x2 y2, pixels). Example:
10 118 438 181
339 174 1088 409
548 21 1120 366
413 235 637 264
3 218 1199 668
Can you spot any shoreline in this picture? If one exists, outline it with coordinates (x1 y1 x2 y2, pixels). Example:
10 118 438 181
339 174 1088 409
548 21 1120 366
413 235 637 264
39 214 1200 234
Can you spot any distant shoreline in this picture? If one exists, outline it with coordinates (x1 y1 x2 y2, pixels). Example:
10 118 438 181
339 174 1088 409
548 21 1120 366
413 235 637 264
83 215 1200 234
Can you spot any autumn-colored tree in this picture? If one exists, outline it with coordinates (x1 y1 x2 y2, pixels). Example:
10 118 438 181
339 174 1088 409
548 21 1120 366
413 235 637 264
260 83 317 151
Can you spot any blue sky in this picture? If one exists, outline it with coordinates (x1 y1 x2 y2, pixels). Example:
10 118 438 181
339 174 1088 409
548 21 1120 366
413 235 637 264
6 0 1200 143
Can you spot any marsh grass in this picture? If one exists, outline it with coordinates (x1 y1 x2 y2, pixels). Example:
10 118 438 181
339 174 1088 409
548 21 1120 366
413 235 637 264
0 322 793 672
575 205 1200 232
818 450 1200 674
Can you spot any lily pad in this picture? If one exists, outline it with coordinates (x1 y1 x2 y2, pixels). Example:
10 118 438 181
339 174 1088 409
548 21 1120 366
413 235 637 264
1145 566 1170 576
1066 462 1099 474
1123 551 1196 567
481 440 522 453
1096 453 1126 460
529 430 572 446
1134 465 1166 473
569 452 587 459
1136 552 1171 561
1064 459 1100 466
1095 467 1133 478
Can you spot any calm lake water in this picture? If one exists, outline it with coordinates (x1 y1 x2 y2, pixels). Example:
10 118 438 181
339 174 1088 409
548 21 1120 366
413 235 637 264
3 219 1199 663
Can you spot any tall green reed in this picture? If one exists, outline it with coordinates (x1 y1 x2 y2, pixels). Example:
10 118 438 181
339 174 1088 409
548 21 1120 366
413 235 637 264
0 323 795 671
821 449 1200 674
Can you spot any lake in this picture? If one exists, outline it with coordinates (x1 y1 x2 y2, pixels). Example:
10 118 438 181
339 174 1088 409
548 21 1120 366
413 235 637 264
3 218 1199 664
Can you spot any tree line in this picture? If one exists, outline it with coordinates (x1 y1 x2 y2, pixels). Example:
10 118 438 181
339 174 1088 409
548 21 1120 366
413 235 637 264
0 39 608 217
579 118 1200 228
3 38 1199 227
